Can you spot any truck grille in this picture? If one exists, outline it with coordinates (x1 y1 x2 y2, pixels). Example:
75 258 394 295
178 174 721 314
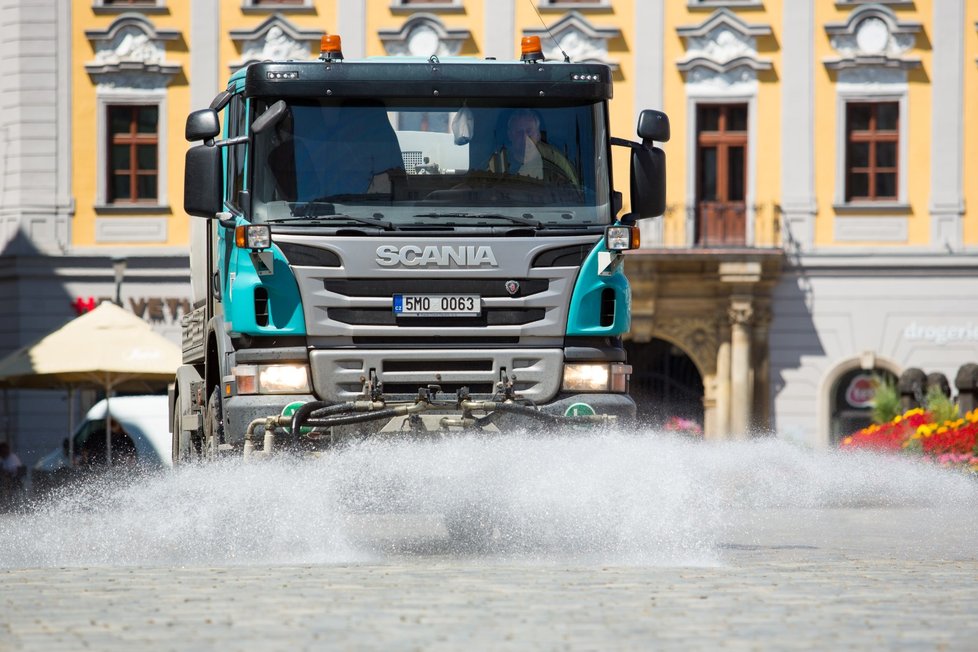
328 308 545 327
323 278 548 298
308 349 563 402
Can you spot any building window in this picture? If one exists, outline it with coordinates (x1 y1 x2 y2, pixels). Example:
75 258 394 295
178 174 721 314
107 105 158 204
695 104 748 246
249 0 304 4
845 102 898 202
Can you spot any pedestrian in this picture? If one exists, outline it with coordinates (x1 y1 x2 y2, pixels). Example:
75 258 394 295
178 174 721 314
0 440 26 511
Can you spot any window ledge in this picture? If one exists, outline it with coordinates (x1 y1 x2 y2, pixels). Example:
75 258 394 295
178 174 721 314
538 2 613 12
833 202 910 215
93 6 169 14
835 1 915 7
95 204 171 215
241 6 317 14
687 1 765 9
390 4 465 13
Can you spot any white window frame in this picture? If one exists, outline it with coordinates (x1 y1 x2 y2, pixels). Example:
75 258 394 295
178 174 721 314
833 87 909 210
684 93 759 248
95 91 168 211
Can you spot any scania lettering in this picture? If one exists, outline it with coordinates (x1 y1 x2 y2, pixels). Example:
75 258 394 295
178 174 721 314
169 34 669 464
375 245 499 268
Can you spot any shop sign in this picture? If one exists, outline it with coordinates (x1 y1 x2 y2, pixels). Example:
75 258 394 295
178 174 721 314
73 296 191 324
903 322 978 346
844 374 875 409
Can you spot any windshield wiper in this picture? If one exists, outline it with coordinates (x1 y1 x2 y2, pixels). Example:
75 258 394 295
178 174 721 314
414 212 543 229
267 214 395 230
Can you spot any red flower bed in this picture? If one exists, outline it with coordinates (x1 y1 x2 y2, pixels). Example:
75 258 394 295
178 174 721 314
841 408 978 473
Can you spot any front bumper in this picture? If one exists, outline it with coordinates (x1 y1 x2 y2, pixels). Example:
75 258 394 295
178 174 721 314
221 391 635 445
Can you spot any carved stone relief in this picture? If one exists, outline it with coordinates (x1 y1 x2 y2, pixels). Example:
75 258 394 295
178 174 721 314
379 14 471 58
824 4 921 71
652 316 719 376
229 15 323 71
676 8 772 82
523 11 620 70
85 14 181 87
241 25 310 62
728 303 754 327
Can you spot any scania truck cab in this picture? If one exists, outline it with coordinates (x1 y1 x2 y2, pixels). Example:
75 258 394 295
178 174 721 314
170 36 668 461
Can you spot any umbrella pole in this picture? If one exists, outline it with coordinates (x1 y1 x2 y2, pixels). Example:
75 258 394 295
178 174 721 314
68 387 75 467
105 381 113 469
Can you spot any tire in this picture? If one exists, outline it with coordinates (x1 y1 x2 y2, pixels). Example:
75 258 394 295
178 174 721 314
204 386 225 460
172 393 200 465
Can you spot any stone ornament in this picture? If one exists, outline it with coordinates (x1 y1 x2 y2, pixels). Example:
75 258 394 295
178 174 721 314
379 13 471 58
229 15 323 71
824 4 921 71
676 8 772 83
84 13 181 85
523 11 620 70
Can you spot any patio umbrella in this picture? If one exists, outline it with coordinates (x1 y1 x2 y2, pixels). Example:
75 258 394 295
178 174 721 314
0 301 181 465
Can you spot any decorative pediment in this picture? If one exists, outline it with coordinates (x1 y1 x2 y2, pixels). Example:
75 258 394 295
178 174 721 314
229 15 323 71
824 5 921 71
676 9 772 76
379 14 471 57
523 11 620 70
84 13 181 85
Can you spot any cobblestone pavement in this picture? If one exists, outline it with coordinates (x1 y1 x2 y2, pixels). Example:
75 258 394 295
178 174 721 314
2 507 977 651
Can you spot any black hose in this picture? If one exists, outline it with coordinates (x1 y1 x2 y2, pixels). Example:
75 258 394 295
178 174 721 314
305 407 403 428
290 400 346 435
490 402 565 425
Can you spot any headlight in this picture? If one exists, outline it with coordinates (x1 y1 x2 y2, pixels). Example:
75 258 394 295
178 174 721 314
233 364 310 395
235 224 271 250
562 363 632 393
605 225 639 251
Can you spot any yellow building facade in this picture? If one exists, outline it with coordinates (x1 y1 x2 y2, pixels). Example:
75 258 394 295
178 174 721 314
1 0 976 462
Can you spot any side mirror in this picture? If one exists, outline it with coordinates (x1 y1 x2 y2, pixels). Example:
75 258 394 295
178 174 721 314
184 144 223 217
630 146 666 218
252 100 288 135
186 109 220 142
637 109 670 144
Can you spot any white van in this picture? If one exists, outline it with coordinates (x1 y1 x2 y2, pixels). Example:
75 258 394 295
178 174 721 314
33 395 171 486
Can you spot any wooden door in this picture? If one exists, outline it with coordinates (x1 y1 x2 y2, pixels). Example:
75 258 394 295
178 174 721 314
696 105 747 246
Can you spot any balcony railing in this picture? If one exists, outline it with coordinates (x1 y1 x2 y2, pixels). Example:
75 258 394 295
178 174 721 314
636 202 784 251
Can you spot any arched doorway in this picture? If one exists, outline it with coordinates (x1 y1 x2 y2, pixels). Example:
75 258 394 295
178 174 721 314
625 338 704 429
829 367 898 445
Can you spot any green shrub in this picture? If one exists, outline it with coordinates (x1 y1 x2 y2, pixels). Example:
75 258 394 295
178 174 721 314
870 376 900 425
924 384 959 424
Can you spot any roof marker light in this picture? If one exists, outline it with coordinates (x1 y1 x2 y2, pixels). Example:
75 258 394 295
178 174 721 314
320 34 343 62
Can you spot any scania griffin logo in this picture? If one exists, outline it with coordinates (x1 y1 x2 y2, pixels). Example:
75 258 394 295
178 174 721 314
375 245 499 268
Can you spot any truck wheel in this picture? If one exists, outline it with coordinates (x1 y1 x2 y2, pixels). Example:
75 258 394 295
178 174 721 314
172 394 201 465
204 387 225 459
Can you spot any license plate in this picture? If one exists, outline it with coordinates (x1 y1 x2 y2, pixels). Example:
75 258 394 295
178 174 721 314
393 294 481 317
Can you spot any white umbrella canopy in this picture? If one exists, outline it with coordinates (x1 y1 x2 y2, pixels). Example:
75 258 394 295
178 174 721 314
0 301 181 465
0 301 180 390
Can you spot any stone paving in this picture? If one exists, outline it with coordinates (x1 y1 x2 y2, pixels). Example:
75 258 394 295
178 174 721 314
1 507 977 650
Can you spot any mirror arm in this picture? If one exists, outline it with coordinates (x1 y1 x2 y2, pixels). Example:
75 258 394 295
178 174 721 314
610 137 652 151
212 135 249 148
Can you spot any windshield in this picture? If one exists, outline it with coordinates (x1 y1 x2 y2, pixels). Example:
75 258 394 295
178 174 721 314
251 98 610 230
